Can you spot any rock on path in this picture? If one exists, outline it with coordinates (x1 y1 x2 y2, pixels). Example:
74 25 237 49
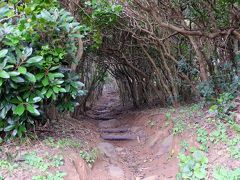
108 164 125 179
97 142 117 159
157 134 174 156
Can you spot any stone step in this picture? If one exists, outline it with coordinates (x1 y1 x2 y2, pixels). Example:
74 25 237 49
100 127 130 133
101 133 136 140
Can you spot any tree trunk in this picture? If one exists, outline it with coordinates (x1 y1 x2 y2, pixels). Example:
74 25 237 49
189 37 209 81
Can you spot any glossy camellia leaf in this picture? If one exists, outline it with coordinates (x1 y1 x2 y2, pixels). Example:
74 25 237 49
36 73 44 80
25 72 36 83
33 97 42 103
11 76 25 83
26 56 43 64
0 49 8 58
12 129 18 137
13 104 25 116
26 104 40 116
0 59 7 69
4 124 15 132
46 89 53 98
42 77 49 86
8 71 20 76
0 70 10 78
59 88 67 93
18 66 27 74
17 125 26 137
53 86 59 93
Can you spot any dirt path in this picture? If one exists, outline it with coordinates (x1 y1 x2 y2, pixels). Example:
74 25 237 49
86 90 179 180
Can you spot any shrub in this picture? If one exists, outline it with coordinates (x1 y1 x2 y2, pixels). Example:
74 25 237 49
0 1 86 141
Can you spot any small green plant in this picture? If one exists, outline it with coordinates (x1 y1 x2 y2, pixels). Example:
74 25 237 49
190 103 202 112
209 92 235 119
173 119 186 135
44 137 81 149
24 152 49 171
50 155 64 167
180 140 189 152
0 159 18 172
32 171 66 180
164 121 170 127
209 123 227 144
177 149 208 179
196 127 209 151
213 166 240 180
227 136 240 159
80 149 98 167
165 112 172 120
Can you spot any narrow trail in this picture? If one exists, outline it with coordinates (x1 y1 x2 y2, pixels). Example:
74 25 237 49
86 89 179 180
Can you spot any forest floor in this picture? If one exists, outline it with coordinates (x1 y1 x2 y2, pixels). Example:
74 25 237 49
0 89 240 180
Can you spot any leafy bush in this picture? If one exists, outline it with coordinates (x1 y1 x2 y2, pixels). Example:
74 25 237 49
0 1 86 141
197 80 215 101
213 166 240 180
177 149 208 179
209 92 235 118
80 148 98 167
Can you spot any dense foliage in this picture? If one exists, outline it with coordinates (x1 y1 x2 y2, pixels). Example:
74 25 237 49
0 0 86 141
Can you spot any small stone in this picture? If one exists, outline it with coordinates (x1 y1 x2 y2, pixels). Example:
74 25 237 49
97 142 117 159
142 175 159 180
131 126 141 133
116 147 124 152
98 119 121 129
157 134 174 156
108 165 124 179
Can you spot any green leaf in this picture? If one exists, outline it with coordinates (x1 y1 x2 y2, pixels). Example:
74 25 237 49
12 129 18 137
26 104 40 116
53 73 64 78
11 76 25 83
0 59 7 69
18 125 26 137
76 81 84 87
0 105 11 119
48 73 55 81
0 70 10 78
53 86 59 93
59 88 67 93
8 71 20 76
0 49 8 58
49 66 60 71
33 97 42 103
26 56 43 64
13 104 25 116
46 89 53 98
25 72 36 83
4 124 15 132
0 79 3 86
42 77 49 86
36 73 44 80
18 66 27 74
